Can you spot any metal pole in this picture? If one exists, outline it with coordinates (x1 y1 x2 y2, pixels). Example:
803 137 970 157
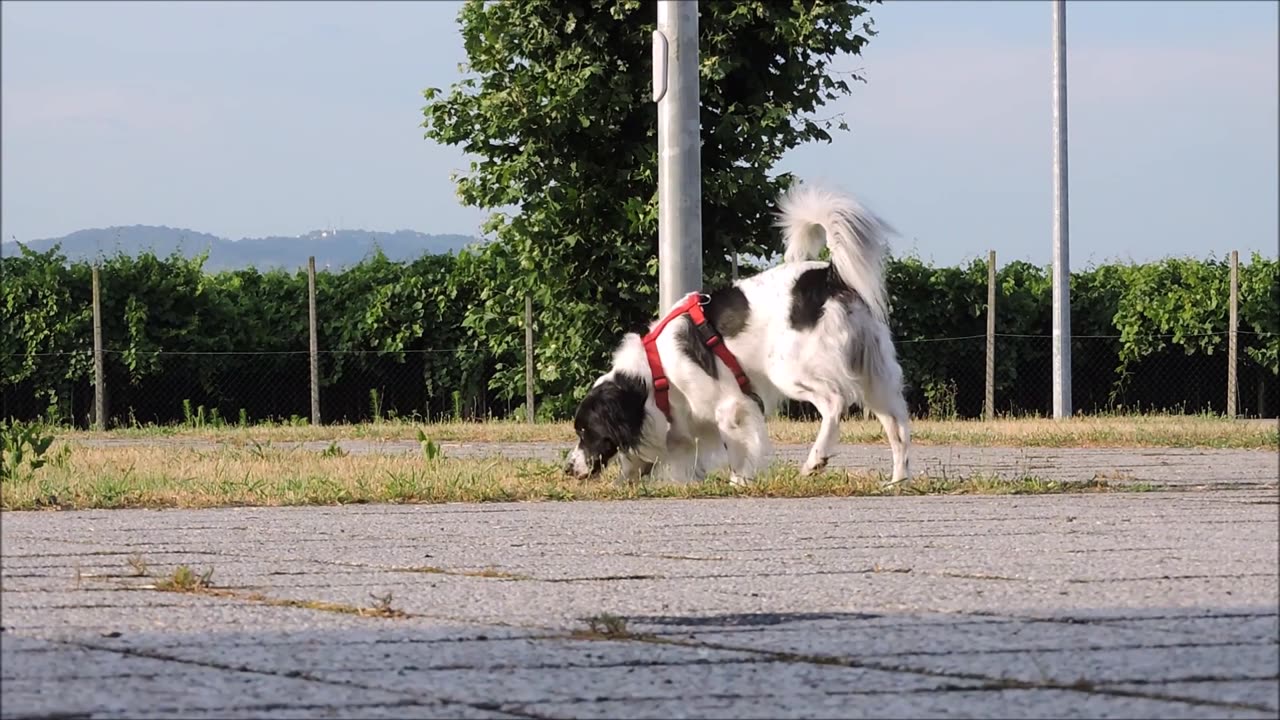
654 0 702 313
1227 250 1238 419
525 294 536 424
1051 0 1072 419
307 256 321 426
984 250 997 421
92 264 106 430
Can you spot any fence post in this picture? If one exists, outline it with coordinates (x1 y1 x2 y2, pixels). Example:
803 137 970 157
1227 250 1238 419
308 256 321 426
525 295 536 423
984 250 997 420
92 264 106 430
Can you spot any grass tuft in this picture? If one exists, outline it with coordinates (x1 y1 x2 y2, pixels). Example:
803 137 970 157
581 613 632 639
154 565 215 592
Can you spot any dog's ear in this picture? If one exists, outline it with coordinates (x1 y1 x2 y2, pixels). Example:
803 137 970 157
624 321 651 338
594 373 649 452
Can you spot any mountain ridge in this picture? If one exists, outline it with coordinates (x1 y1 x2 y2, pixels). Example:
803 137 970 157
4 225 480 271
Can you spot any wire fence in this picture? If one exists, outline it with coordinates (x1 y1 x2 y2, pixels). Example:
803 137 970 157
2 251 1274 428
3 330 1273 429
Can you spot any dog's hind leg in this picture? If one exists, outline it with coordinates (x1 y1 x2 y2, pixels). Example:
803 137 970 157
850 317 913 485
863 384 911 485
796 387 846 477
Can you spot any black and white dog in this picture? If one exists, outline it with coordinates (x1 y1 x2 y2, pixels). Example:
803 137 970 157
565 184 912 485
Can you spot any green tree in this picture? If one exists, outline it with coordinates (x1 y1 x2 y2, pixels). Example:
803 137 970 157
423 0 882 416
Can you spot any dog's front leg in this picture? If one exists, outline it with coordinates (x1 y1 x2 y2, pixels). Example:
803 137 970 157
663 435 700 483
716 397 768 486
617 453 655 484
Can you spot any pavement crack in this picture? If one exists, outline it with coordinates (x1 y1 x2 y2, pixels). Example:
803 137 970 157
936 571 1023 582
1064 572 1278 583
544 574 666 583
1115 673 1280 686
857 638 1278 659
978 610 1280 626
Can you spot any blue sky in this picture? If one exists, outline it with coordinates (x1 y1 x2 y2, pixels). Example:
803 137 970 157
2 0 1276 267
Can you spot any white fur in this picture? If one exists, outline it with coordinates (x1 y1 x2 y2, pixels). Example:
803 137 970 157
582 183 913 485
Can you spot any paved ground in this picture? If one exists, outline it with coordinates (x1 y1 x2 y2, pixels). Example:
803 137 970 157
3 483 1278 718
72 438 1280 488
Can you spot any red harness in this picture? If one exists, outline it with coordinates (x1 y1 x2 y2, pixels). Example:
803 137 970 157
642 292 753 420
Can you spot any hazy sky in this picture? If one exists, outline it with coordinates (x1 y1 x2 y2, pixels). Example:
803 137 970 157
2 0 1276 267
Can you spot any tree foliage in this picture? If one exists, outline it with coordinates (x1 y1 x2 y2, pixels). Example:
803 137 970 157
422 0 881 415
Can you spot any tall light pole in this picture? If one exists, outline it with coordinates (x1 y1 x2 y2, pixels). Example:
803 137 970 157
1051 0 1072 419
653 0 702 314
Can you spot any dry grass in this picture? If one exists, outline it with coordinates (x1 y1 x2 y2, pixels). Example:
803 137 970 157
60 414 1277 450
0 440 1142 512
395 565 531 580
139 562 408 617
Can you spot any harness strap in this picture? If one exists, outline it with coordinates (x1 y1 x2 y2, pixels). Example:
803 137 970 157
642 292 753 420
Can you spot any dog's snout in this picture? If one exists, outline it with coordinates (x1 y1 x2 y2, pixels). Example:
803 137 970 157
564 445 591 478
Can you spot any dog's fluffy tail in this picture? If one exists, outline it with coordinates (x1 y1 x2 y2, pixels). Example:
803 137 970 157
775 184 893 323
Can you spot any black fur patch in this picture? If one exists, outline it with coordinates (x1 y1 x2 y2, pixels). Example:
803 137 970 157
704 286 750 338
571 372 650 473
789 265 854 331
675 318 719 379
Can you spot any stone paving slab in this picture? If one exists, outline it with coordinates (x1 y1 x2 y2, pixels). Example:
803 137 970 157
1103 680 1280 712
858 643 1280 698
0 665 414 718
3 488 1277 719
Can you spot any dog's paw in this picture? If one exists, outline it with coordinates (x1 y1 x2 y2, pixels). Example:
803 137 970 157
800 457 829 477
880 476 907 491
729 473 751 487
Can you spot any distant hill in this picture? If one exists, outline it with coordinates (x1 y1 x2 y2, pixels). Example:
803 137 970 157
6 225 480 271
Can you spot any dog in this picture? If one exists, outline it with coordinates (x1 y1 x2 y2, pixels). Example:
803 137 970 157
564 183 912 486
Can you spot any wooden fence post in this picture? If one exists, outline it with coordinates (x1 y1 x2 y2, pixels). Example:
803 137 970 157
92 264 106 430
525 295 536 423
984 250 996 420
308 257 321 426
1227 250 1238 419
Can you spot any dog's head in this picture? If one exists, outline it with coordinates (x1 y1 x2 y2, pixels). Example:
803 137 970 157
565 371 650 479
